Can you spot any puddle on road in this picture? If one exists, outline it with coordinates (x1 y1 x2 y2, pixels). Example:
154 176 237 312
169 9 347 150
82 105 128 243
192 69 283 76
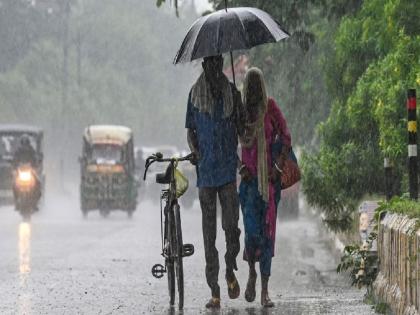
18 222 32 315
158 299 333 315
19 222 31 276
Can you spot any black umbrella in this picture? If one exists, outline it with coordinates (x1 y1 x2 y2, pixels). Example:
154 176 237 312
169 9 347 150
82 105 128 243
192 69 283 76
174 6 289 84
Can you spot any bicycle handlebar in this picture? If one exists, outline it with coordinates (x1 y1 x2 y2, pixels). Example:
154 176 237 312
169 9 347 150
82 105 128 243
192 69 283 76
143 152 194 181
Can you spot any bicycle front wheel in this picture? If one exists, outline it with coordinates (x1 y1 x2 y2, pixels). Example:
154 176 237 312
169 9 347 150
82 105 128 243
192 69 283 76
166 211 175 306
167 259 175 306
173 203 184 309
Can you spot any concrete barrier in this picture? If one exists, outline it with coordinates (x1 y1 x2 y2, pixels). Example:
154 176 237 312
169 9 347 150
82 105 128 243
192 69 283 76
374 213 419 315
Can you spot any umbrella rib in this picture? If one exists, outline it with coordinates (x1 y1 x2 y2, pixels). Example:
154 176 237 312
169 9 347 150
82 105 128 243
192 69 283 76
246 8 289 42
191 14 216 60
247 9 277 44
175 14 210 63
216 14 222 55
232 10 250 48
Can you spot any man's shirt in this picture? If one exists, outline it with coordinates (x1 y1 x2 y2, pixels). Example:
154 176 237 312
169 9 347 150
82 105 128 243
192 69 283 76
186 91 238 188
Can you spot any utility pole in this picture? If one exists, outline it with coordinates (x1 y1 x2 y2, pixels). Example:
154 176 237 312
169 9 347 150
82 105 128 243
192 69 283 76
407 89 417 200
384 157 393 201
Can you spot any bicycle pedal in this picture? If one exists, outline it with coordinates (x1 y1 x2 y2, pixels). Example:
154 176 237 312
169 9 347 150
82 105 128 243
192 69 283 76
151 264 166 279
182 244 194 257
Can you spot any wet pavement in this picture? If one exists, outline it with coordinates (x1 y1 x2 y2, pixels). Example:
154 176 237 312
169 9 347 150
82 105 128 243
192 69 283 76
0 190 376 314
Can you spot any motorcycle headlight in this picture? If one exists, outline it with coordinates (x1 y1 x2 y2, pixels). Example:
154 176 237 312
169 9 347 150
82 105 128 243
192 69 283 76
16 169 35 187
18 171 32 182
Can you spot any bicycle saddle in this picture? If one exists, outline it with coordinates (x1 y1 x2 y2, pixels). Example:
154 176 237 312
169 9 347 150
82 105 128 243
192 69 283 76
156 164 173 184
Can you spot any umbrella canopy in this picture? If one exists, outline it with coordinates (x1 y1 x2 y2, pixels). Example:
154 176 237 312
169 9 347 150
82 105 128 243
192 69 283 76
174 7 289 64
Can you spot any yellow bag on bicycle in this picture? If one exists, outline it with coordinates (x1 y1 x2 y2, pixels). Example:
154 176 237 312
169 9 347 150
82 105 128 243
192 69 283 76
175 168 189 198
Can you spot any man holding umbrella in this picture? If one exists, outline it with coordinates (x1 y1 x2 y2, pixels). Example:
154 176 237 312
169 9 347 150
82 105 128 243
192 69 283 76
185 54 244 309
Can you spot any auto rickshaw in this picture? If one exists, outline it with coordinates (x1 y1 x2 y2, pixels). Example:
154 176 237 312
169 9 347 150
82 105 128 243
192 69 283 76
79 125 138 218
0 124 44 206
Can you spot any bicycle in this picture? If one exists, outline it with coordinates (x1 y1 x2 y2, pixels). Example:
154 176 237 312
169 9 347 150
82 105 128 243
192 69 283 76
143 152 195 310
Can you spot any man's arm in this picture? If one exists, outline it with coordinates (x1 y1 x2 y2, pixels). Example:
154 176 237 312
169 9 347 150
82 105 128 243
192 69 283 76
29 147 38 167
187 128 199 154
185 91 199 163
12 150 21 168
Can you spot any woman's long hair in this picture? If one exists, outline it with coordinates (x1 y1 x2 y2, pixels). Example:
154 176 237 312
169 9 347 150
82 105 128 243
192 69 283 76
242 67 268 115
241 67 270 202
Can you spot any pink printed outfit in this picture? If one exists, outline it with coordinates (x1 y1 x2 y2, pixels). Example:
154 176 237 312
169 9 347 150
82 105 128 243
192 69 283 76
239 97 291 276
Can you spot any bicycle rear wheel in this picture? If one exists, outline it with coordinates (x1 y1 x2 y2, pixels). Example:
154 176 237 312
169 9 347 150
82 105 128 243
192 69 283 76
173 203 184 309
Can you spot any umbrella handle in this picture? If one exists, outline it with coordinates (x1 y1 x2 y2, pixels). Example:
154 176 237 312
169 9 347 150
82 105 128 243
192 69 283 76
230 51 236 86
225 0 233 84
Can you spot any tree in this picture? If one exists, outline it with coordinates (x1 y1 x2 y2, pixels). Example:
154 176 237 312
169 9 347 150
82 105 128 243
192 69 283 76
302 0 420 231
156 0 179 16
0 0 199 161
206 0 353 146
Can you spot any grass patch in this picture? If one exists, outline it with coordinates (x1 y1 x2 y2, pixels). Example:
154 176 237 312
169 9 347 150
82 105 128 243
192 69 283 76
364 292 391 314
375 196 420 230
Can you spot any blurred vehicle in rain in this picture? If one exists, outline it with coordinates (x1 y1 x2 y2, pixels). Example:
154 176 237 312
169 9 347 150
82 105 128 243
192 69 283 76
0 125 44 207
140 145 178 199
79 125 138 218
279 182 300 219
140 145 197 209
134 146 145 199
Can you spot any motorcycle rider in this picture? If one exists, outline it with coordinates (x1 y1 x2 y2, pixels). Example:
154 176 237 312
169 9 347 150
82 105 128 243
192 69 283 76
13 135 38 168
12 135 41 208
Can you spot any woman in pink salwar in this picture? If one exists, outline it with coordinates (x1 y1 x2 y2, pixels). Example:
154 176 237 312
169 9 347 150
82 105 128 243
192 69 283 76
238 67 291 307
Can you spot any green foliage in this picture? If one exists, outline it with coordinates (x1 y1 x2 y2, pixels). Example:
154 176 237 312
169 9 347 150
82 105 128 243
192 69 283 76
205 0 365 147
0 0 198 156
203 1 366 147
337 196 419 310
376 196 420 221
318 0 362 19
337 238 378 289
302 138 384 230
156 0 179 16
364 292 390 314
374 302 389 314
0 0 54 72
302 0 420 230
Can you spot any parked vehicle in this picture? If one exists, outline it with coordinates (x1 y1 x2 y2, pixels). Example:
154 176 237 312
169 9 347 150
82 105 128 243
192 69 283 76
79 125 138 218
0 125 44 207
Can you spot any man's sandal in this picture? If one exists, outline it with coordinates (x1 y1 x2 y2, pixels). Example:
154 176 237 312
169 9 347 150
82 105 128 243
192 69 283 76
226 274 240 299
205 297 221 309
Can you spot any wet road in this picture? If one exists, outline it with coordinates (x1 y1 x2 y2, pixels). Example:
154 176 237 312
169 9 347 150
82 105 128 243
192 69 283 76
0 190 376 314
